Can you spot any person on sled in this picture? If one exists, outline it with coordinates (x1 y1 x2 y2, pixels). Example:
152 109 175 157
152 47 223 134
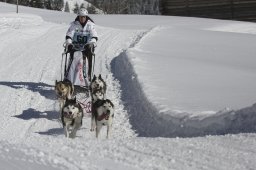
65 8 98 82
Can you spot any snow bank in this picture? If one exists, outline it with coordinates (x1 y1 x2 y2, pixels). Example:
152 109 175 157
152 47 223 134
111 50 256 138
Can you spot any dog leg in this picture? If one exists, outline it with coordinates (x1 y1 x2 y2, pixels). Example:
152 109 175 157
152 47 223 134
70 128 78 139
59 101 63 119
66 124 72 138
106 125 111 139
90 113 96 131
67 92 72 100
70 120 82 138
64 126 69 138
96 125 102 138
106 120 113 139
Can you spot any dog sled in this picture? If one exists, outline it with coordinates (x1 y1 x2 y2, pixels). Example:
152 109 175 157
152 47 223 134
58 44 114 139
60 43 96 115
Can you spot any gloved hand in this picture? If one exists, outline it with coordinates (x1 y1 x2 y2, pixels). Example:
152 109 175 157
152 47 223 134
66 43 73 53
84 42 95 55
68 44 74 52
65 38 73 53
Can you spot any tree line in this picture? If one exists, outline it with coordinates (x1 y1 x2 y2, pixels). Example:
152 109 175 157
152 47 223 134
1 0 64 11
88 0 160 14
1 0 160 14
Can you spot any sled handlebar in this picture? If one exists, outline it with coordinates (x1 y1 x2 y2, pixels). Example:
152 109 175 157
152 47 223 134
63 42 95 55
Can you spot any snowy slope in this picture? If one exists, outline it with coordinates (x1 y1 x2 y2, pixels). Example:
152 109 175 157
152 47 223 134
0 2 256 170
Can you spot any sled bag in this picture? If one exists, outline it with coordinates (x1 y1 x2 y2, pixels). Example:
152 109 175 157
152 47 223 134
66 51 88 87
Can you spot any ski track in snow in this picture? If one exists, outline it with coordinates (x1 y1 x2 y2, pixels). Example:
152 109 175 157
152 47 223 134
1 3 256 169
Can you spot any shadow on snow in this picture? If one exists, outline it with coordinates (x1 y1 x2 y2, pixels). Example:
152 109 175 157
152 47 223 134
0 81 63 136
13 108 63 136
13 108 59 120
0 81 55 100
36 128 63 136
111 51 256 138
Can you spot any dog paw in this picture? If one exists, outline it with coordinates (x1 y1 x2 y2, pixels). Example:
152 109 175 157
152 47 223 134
69 133 76 139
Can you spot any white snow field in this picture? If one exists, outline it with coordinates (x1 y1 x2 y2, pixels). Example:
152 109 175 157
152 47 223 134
0 2 256 170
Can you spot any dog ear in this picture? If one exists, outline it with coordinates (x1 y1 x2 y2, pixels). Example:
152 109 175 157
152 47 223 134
105 99 114 108
99 74 102 79
92 75 96 81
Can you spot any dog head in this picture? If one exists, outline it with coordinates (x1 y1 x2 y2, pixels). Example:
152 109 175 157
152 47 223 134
98 99 114 116
92 89 104 103
103 99 114 116
62 97 80 119
55 80 73 98
96 99 114 122
91 74 106 91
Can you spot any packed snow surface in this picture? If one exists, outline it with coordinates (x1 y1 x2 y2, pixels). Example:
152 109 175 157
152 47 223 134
0 2 256 170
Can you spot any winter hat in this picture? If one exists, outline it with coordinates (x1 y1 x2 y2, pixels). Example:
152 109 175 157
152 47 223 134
78 8 88 17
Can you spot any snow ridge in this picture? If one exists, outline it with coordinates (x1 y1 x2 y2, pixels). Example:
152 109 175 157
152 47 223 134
111 32 256 138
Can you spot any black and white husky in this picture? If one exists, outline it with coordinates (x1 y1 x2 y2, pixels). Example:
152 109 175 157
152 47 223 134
61 97 84 138
93 99 114 139
90 74 107 95
92 88 105 103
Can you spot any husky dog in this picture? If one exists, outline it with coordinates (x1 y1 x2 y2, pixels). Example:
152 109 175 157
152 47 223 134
93 99 114 139
90 89 105 131
55 79 74 111
92 89 105 103
61 97 84 138
90 74 107 95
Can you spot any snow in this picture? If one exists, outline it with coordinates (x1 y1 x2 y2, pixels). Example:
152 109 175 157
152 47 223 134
1 2 256 170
